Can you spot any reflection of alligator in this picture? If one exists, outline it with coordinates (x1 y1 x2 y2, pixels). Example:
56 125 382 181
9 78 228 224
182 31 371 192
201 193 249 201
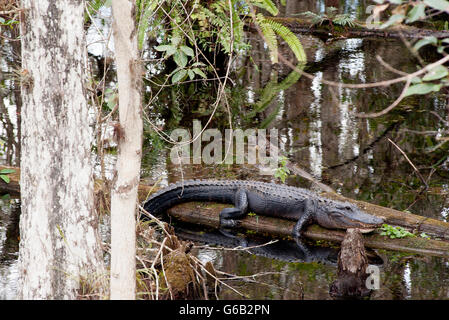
176 226 340 264
144 180 384 237
174 225 383 266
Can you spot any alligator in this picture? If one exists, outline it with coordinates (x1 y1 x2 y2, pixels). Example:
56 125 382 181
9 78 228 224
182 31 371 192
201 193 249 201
143 179 385 238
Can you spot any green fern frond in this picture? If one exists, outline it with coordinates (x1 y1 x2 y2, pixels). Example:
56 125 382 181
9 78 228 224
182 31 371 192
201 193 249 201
250 0 279 16
260 17 307 63
299 11 325 25
325 6 338 17
258 18 278 63
333 15 357 27
260 104 281 128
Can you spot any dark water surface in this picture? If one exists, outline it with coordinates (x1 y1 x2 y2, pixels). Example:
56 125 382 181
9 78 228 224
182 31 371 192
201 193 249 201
1 0 449 299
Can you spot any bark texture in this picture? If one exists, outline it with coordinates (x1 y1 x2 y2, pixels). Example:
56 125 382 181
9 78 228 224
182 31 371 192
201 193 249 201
18 0 105 299
110 0 142 300
329 228 371 299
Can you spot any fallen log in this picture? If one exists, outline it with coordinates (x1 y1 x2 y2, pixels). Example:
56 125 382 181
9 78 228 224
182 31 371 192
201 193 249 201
258 17 449 39
166 202 449 258
3 165 449 256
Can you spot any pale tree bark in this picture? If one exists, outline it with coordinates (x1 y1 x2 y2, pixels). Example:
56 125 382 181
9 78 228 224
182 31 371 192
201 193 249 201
110 0 142 300
18 0 105 299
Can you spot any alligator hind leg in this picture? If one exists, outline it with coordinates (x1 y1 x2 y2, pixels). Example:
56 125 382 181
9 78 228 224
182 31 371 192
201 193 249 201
219 189 248 228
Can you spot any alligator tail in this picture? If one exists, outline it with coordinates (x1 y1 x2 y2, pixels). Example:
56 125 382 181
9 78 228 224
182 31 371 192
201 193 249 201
142 179 240 216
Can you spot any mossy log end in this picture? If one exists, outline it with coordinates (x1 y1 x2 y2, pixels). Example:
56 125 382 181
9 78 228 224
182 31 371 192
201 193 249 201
167 202 449 258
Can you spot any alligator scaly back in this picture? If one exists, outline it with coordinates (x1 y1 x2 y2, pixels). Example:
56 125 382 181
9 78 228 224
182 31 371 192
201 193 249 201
143 179 313 217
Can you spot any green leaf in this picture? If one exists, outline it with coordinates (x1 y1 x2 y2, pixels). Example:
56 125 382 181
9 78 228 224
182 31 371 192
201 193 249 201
171 35 182 46
188 69 195 80
173 51 188 68
380 14 405 29
192 68 207 79
411 76 423 84
406 3 426 23
0 169 15 174
422 65 449 81
424 0 449 12
413 36 437 51
154 45 174 52
404 83 443 97
191 62 206 67
155 44 177 57
0 175 10 184
171 69 187 84
180 45 194 57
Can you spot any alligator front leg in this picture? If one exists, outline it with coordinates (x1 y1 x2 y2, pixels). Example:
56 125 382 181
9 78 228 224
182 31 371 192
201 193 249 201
292 198 316 238
292 199 316 261
219 189 248 228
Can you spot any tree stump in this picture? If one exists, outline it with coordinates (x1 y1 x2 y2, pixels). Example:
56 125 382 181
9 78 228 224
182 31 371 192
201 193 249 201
329 228 372 299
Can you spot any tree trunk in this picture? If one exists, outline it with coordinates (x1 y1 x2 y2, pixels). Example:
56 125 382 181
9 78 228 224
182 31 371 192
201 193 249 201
109 0 142 300
18 0 105 299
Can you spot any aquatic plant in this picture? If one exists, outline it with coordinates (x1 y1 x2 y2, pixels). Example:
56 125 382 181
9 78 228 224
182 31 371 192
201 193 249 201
380 224 415 239
299 7 358 29
274 156 290 183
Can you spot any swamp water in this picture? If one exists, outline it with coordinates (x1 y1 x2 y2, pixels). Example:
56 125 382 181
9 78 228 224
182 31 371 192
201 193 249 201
1 1 449 299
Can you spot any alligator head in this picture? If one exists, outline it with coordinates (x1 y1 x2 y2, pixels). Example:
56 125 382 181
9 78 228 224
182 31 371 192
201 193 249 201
315 201 384 232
